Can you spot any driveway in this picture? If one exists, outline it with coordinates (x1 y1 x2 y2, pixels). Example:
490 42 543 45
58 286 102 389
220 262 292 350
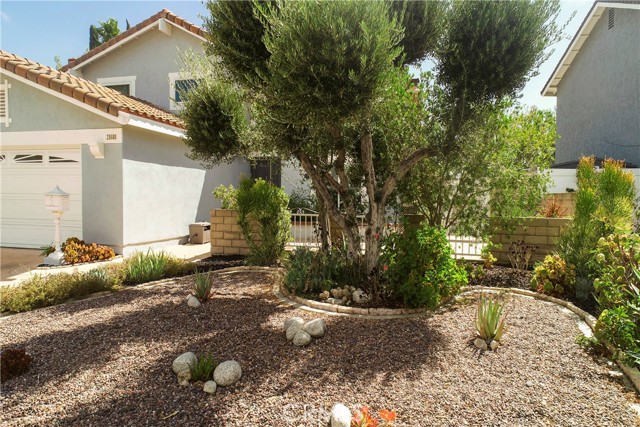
0 247 42 280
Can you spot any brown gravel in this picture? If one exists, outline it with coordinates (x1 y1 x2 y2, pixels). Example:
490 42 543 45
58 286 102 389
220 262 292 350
1 271 638 427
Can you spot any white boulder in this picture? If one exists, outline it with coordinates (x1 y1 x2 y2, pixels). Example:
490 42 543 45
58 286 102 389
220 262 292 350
203 380 217 394
283 317 305 332
330 404 352 427
172 352 197 374
489 340 500 351
187 295 201 308
213 360 242 387
352 289 368 304
286 323 302 341
303 318 327 338
319 291 330 300
293 330 312 347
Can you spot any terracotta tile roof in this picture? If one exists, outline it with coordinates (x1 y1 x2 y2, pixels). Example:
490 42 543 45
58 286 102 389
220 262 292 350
61 9 207 72
0 50 183 128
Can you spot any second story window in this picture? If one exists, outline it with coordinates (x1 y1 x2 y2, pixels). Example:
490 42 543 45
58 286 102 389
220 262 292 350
169 72 198 111
97 76 136 96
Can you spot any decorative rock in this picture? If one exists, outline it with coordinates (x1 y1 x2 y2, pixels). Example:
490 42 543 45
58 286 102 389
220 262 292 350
489 340 500 351
283 317 305 332
319 291 330 300
187 295 201 308
172 352 197 374
177 370 191 386
330 403 352 427
341 296 349 304
293 330 312 347
473 338 488 350
326 297 343 305
286 323 302 341
213 360 242 387
352 289 368 304
303 318 327 338
203 380 217 394
526 380 535 387
331 288 343 299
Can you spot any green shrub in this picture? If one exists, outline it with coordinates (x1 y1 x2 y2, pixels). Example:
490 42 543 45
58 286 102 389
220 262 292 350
193 272 213 302
592 233 640 367
236 177 291 266
0 270 119 313
476 296 508 343
558 157 636 277
380 223 467 309
284 245 364 295
190 353 218 382
121 250 193 286
530 254 576 297
213 184 238 210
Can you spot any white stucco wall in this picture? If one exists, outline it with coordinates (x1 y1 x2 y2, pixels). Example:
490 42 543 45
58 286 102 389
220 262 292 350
120 126 249 254
78 25 205 112
555 7 640 166
548 168 640 194
281 159 311 197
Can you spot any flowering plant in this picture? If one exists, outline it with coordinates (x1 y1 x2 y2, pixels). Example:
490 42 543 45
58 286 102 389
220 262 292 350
351 406 396 427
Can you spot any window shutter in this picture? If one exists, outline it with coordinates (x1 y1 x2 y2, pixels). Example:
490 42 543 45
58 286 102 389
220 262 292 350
0 80 11 128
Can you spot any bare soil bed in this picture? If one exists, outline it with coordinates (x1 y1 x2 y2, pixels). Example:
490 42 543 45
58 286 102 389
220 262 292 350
1 270 638 427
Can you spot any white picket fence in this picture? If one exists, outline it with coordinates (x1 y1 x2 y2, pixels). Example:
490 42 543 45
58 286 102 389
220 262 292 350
289 211 484 259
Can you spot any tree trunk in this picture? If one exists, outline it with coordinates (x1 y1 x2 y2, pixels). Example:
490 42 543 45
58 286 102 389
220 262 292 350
317 196 330 251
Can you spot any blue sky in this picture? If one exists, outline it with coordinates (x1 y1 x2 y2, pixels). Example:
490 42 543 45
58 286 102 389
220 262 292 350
0 1 594 110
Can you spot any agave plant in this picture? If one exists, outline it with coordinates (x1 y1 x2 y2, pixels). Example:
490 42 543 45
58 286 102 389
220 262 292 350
476 296 508 343
192 272 213 303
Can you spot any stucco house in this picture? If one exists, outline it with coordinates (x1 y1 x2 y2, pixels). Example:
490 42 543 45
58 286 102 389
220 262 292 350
0 50 245 254
543 1 640 191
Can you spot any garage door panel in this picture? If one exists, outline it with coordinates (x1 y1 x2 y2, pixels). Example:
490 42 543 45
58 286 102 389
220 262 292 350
1 150 82 248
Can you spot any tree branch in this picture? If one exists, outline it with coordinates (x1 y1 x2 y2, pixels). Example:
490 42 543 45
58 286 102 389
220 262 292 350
380 146 437 205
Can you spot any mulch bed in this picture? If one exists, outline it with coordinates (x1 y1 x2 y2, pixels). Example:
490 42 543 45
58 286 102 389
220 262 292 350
1 271 638 426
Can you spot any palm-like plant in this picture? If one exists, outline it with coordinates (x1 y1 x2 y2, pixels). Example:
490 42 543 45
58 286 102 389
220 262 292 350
476 296 508 342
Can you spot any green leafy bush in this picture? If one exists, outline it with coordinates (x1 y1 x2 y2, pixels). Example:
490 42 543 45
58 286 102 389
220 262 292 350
592 233 640 367
380 223 467 308
530 254 576 297
236 177 291 266
476 296 508 342
0 270 119 313
190 353 218 382
558 157 636 277
284 246 364 295
121 250 193 286
193 272 213 302
213 184 238 210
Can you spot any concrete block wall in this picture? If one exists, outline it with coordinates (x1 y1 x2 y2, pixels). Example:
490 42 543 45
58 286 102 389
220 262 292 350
540 192 577 217
490 217 572 265
210 209 249 255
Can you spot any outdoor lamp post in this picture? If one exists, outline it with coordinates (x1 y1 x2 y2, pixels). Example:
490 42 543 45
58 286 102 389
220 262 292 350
44 185 70 265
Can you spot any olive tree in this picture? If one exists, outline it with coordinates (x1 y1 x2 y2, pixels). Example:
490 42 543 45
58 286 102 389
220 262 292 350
183 0 564 284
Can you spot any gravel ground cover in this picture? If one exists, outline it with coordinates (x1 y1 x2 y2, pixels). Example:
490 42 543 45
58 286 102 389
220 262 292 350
1 270 638 427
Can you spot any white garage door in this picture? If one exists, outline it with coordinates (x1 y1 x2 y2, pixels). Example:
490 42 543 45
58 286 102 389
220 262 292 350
1 150 82 248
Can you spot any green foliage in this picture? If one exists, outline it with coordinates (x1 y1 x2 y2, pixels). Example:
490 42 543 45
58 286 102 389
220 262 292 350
400 102 555 238
193 273 213 303
89 18 120 50
592 234 640 367
475 296 508 342
438 0 563 103
0 270 120 313
190 353 218 382
0 348 33 382
236 177 291 266
213 184 238 210
287 189 317 212
40 243 55 257
380 223 467 309
530 254 576 297
387 0 445 65
284 246 364 295
558 157 637 277
508 241 537 271
121 250 193 286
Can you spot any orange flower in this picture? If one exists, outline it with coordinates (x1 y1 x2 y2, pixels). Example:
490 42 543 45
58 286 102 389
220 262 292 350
379 409 396 422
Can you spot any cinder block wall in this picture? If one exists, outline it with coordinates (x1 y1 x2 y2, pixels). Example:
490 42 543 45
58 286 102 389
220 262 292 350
540 192 577 217
490 217 572 265
210 209 249 255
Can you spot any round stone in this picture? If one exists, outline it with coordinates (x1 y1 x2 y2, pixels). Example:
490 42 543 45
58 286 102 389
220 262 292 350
213 360 242 387
303 318 327 338
283 317 305 332
172 352 197 374
187 295 201 308
473 338 488 351
330 403 352 427
293 330 312 347
203 380 217 394
286 323 302 341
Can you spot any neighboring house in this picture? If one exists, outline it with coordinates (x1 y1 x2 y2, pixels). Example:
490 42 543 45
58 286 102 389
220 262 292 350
0 50 245 254
542 0 640 193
